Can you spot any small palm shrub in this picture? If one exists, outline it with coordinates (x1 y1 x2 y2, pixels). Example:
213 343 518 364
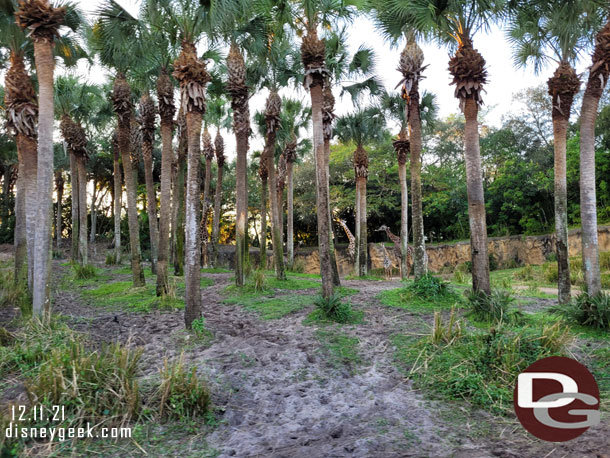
467 288 518 323
157 352 210 421
553 293 610 330
314 292 353 323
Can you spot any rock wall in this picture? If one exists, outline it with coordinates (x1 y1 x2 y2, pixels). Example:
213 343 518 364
216 226 610 275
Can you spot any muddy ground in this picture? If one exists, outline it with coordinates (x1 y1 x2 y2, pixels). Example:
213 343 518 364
4 257 610 458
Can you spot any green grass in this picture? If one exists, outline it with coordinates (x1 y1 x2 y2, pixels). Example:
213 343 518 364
223 292 315 320
378 285 463 313
201 267 232 273
82 280 184 312
315 329 362 372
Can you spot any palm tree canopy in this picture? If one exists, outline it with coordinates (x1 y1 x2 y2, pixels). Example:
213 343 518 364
334 105 386 147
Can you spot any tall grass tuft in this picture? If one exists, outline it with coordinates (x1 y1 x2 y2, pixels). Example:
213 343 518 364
467 288 518 323
552 292 610 330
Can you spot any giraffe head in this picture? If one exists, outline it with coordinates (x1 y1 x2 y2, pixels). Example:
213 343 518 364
376 225 389 232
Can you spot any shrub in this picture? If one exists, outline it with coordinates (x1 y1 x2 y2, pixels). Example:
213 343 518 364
467 288 518 323
406 273 450 298
157 352 210 421
553 293 610 329
542 262 558 283
514 264 534 281
72 263 97 280
314 293 353 323
452 269 467 284
191 317 207 338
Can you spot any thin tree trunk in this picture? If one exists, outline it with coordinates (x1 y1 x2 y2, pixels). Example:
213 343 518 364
211 160 223 267
119 119 145 286
142 133 158 274
14 137 27 283
174 158 186 276
55 172 63 250
23 135 37 290
77 155 87 265
463 98 490 294
157 121 174 295
355 178 361 274
69 152 79 263
398 158 408 280
89 178 97 244
201 154 212 266
266 145 285 281
113 140 122 264
408 84 426 278
311 83 333 298
184 111 202 328
31 40 54 317
286 160 294 266
260 174 268 269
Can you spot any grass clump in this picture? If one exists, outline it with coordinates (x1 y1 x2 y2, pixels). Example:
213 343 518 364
28 339 142 428
395 322 571 414
430 308 462 346
157 352 210 421
105 252 119 265
249 269 268 292
288 258 306 274
552 292 610 329
72 263 97 280
313 292 354 324
467 289 520 323
542 262 558 283
0 269 31 315
599 251 610 271
514 264 534 281
83 281 184 312
380 274 462 313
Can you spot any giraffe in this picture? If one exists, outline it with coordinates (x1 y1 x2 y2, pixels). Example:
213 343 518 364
378 244 393 280
335 218 356 263
376 225 413 278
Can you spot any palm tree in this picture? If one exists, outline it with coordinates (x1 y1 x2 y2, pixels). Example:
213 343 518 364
508 0 602 302
580 18 610 296
173 107 187 276
111 130 122 264
201 126 214 266
335 107 385 276
257 151 268 269
93 0 145 287
211 128 225 267
166 0 212 329
15 0 69 316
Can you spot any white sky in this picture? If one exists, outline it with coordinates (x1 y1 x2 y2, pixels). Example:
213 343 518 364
66 0 594 158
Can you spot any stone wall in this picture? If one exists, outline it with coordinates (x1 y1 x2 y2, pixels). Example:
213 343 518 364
216 226 610 275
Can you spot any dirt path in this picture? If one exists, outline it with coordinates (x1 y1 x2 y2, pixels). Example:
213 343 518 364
47 270 610 458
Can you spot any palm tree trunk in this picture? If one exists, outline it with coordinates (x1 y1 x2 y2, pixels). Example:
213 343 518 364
89 178 97 243
324 137 341 285
579 17 610 296
311 83 333 297
31 39 54 317
69 152 79 263
157 121 174 295
408 84 426 279
201 156 212 266
173 157 186 276
55 172 63 250
260 174 268 269
23 136 37 290
142 136 158 274
14 137 27 284
184 111 202 328
119 120 145 286
211 159 223 267
286 160 294 266
113 140 122 264
235 126 248 285
398 153 409 280
355 178 361 274
266 145 286 280
463 98 490 294
358 176 367 276
77 155 87 265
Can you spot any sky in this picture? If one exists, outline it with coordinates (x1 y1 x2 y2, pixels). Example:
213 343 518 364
67 0 595 157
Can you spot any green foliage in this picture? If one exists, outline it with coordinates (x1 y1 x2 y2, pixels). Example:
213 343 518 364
552 293 610 330
394 323 571 414
289 258 306 274
157 352 210 421
380 275 462 312
600 251 610 271
223 289 314 320
514 264 534 281
313 293 354 324
249 269 268 292
72 263 98 280
82 281 184 312
430 308 462 346
542 262 558 283
467 289 519 323
191 317 206 338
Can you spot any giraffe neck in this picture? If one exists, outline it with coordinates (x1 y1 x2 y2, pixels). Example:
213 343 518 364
340 222 354 242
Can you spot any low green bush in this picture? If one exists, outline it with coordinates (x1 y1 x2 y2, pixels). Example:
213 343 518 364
314 293 354 324
72 263 97 280
467 288 519 323
552 292 610 330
